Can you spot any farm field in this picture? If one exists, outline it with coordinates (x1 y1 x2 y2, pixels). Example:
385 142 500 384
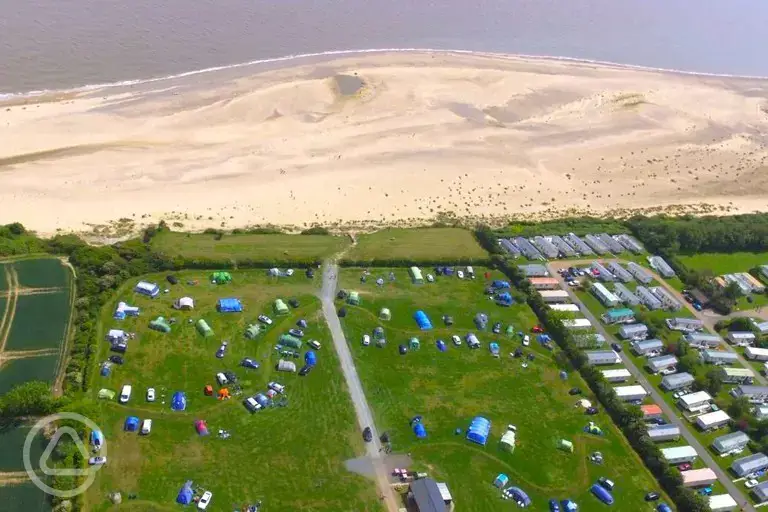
87 270 381 512
4 292 72 351
0 355 60 394
337 267 670 511
345 228 488 262
0 425 48 472
678 252 768 276
151 231 349 262
13 258 71 289
0 482 52 512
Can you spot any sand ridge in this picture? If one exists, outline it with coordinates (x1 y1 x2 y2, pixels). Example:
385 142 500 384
2 51 768 236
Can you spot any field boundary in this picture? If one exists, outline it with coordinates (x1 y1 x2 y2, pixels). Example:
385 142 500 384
0 265 20 355
52 261 76 397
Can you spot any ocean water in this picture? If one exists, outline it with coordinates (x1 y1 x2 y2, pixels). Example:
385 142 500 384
1 0 768 94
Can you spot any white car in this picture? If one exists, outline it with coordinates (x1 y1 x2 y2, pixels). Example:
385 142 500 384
140 419 152 435
451 335 462 346
146 388 156 402
119 385 132 404
258 314 273 325
746 479 759 489
216 372 229 386
522 335 530 346
362 334 371 346
268 382 285 394
309 340 321 350
426 274 435 283
286 269 294 276
457 270 465 279
88 456 107 465
197 491 213 510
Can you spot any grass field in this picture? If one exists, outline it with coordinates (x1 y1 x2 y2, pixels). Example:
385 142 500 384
4 292 72 351
151 231 350 262
0 424 47 472
337 267 669 511
87 271 381 511
0 355 59 394
13 258 70 289
345 228 488 262
0 482 52 512
679 252 768 276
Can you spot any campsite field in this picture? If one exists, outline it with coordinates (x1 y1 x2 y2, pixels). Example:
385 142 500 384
337 267 669 511
150 231 350 262
678 252 768 276
87 270 381 512
345 228 488 262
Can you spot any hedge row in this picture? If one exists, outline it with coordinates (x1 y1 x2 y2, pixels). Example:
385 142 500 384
338 257 491 268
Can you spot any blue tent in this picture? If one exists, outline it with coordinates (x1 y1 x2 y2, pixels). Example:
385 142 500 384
507 487 531 506
656 505 672 512
413 423 427 439
492 280 510 289
305 351 317 366
171 391 187 411
90 430 104 449
436 340 447 352
100 365 111 377
561 500 579 511
494 473 509 488
218 298 243 313
176 481 194 505
466 416 491 446
489 342 500 356
496 292 514 306
591 484 614 505
413 310 433 330
124 416 140 432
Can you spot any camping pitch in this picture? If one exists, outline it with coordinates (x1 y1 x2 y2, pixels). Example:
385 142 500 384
211 271 232 284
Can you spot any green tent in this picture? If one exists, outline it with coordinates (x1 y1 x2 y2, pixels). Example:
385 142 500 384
279 334 302 349
196 319 213 337
149 316 171 333
409 337 420 350
347 291 360 305
506 325 515 336
211 271 232 284
558 439 574 453
274 299 289 315
98 389 116 400
379 308 391 321
245 324 262 339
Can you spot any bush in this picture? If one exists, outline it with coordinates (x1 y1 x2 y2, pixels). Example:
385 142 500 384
300 226 330 235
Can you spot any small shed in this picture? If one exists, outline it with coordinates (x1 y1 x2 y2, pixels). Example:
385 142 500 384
174 297 194 310
494 473 509 488
211 271 232 284
196 319 213 337
149 316 171 333
217 298 243 313
379 308 391 321
347 291 360 305
558 439 574 453
245 324 262 339
274 299 289 315
409 337 421 350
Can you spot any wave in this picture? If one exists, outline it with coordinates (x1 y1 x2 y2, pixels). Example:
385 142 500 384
3 47 768 100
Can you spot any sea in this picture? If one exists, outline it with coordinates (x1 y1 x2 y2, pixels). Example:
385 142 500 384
1 0 768 96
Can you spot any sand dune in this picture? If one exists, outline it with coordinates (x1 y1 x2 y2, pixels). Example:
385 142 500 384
2 51 768 236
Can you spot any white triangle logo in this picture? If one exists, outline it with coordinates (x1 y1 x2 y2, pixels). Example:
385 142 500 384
39 426 90 476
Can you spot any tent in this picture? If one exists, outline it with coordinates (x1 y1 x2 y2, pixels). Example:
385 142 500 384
305 351 317 366
492 280 511 289
245 324 262 339
124 416 140 432
496 292 514 307
100 364 111 377
379 308 391 321
274 299 289 315
591 484 614 505
98 388 115 400
211 271 232 284
409 337 421 350
584 422 603 436
561 500 579 511
277 359 297 372
373 326 385 339
149 316 171 333
494 473 509 488
490 342 500 356
113 301 139 319
204 385 213 396
466 416 491 446
195 420 210 436
413 310 433 330
413 422 427 439
278 334 302 349
500 429 516 453
347 291 360 305
506 487 532 507
436 340 447 352
90 430 104 450
506 325 515 336
558 439 574 453
297 319 308 329
474 313 488 330
196 319 213 337
217 298 243 313
174 297 194 310
217 388 230 400
171 391 187 411
176 481 194 505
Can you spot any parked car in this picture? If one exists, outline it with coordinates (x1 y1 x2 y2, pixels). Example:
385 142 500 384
258 314 273 325
645 491 660 501
398 344 408 355
241 358 260 370
746 479 759 489
197 491 212 510
611 343 622 352
426 274 435 283
140 419 152 435
288 298 299 308
88 456 107 465
288 328 304 338
216 341 228 358
306 268 315 279
216 372 229 386
532 325 544 333
362 334 371 346
586 407 599 415
223 370 237 383
119 385 132 404
309 340 321 350
492 322 502 334
146 387 156 402
548 499 560 511
363 427 373 442
569 387 582 395
299 364 313 376
111 341 127 353
451 335 462 346
109 355 124 365
677 463 692 472
522 335 530 346
244 397 261 412
628 399 643 406
598 477 615 491
268 382 285 394
698 486 712 496
457 270 465 279
166 274 178 285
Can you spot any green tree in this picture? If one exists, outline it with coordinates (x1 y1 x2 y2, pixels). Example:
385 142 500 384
728 396 751 420
0 381 62 418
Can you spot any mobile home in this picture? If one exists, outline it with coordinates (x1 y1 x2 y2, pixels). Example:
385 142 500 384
731 385 768 403
681 468 717 488
647 424 681 442
549 303 581 313
695 410 731 431
591 261 615 282
711 431 750 455
585 350 622 366
528 277 559 290
678 391 712 413
661 445 698 465
602 308 635 325
666 318 703 333
563 318 592 330
649 255 676 278
684 333 723 349
630 338 663 356
745 346 768 361
613 282 640 306
602 368 632 383
650 286 682 311
702 350 738 366
607 262 633 282
731 453 768 478
619 323 649 341
647 355 678 374
660 372 695 391
539 290 570 303
591 282 620 306
635 286 663 310
626 262 654 284
709 494 738 512
613 385 648 402
726 331 756 346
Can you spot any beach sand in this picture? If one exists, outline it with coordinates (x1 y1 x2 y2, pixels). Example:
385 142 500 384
2 51 768 236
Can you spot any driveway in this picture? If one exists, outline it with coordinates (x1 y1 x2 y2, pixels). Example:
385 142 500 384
547 262 755 511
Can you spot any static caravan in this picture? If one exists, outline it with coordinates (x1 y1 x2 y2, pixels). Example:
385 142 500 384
719 367 755 384
607 262 633 283
661 445 698 465
564 233 594 255
630 338 664 356
702 350 738 366
409 267 424 284
696 410 731 431
665 318 703 333
627 262 654 284
500 239 521 257
754 481 768 503
549 235 576 257
598 233 625 253
641 404 663 420
602 369 632 383
684 333 723 349
711 431 750 455
591 282 620 307
613 282 640 306
647 424 681 442
585 350 621 366
549 303 580 313
591 261 615 282
709 494 738 512
677 391 712 413
615 234 644 253
539 290 570 303
602 308 635 325
134 281 160 298
647 355 678 374
528 277 559 290
650 286 682 311
649 255 676 278
727 331 756 346
731 452 768 478
745 347 768 361
532 236 559 259
514 237 544 260
613 385 648 402
563 318 592 330
731 385 768 403
681 468 717 488
584 234 610 255
619 323 649 341
661 372 695 391
635 286 663 310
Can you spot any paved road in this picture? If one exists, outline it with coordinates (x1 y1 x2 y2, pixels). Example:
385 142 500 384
319 263 398 512
547 262 755 511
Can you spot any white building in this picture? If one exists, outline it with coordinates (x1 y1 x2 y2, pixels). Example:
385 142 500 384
755 481 768 503
665 318 703 333
719 367 755 384
682 468 717 488
549 304 580 313
649 255 676 278
562 318 592 330
602 369 632 383
695 410 731 431
591 282 620 307
661 445 698 464
726 331 756 346
701 350 738 366
614 234 644 253
585 350 622 366
627 262 654 284
745 346 768 361
709 494 738 512
635 286 663 310
618 323 649 341
518 264 548 277
539 290 570 303
613 385 648 402
678 391 712 412
650 286 681 311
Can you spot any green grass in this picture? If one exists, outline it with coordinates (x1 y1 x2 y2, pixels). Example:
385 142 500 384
87 271 381 512
151 231 349 262
0 424 47 472
678 252 768 276
0 355 59 394
495 219 627 238
345 228 488 262
13 258 70 289
0 481 52 512
337 267 670 511
4 292 72 351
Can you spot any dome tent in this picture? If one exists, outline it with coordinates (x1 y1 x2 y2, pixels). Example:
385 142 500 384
217 298 243 313
379 308 391 320
149 316 171 333
124 416 140 432
211 271 232 284
196 319 213 337
500 428 516 453
413 422 427 439
409 337 421 350
413 310 433 330
274 299 289 315
245 324 262 339
305 351 317 366
171 391 187 411
176 481 194 505
466 416 491 446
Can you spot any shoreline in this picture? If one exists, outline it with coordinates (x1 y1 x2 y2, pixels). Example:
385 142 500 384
3 47 768 102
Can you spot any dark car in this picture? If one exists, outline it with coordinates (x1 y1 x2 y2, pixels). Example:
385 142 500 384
216 341 228 358
513 348 523 358
166 274 178 285
306 268 315 279
569 387 582 395
223 370 238 383
299 364 312 376
492 322 502 334
645 491 660 502
108 355 124 365
362 427 373 442
338 307 347 317
398 344 408 355
288 298 300 308
548 499 561 512
611 342 622 352
443 315 454 326
111 342 127 353
527 353 535 361
241 358 259 370
288 328 304 338
586 407 599 415
677 463 692 471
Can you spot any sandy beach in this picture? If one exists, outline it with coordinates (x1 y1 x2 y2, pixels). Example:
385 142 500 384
2 51 768 236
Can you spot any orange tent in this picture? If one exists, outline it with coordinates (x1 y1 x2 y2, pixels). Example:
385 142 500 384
217 388 230 400
204 385 213 396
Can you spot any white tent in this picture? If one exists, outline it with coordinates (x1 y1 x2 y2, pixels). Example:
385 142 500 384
175 297 194 310
106 329 126 343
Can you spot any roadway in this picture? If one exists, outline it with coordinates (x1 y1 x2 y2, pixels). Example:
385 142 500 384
319 263 399 512
546 262 755 511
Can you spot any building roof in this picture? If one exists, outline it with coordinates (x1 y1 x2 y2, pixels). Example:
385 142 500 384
732 453 768 474
712 431 750 451
722 367 755 377
697 410 730 426
410 478 447 512
540 290 570 297
728 331 756 339
679 391 712 406
602 369 632 378
709 494 737 510
703 350 738 361
529 277 559 285
661 445 697 460
648 424 680 437
641 404 662 416
614 385 647 396
606 308 634 318
631 339 663 351
681 468 717 485
661 372 694 385
736 385 768 396
620 323 648 333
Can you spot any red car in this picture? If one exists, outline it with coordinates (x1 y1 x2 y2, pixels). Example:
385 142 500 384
532 325 544 333
678 463 692 472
